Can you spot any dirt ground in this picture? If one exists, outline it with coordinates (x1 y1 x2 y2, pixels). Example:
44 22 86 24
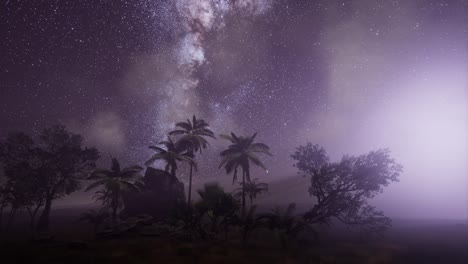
1 207 467 264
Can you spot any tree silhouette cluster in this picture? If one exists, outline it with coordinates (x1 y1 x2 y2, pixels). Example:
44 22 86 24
291 143 403 233
0 116 402 244
0 125 99 233
81 115 271 234
146 116 215 204
86 158 144 224
219 132 272 212
174 182 301 246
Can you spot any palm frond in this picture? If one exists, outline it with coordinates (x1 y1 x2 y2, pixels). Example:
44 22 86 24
248 154 267 171
175 122 192 131
195 121 210 129
192 115 197 127
219 153 241 168
148 145 166 153
231 132 239 142
250 132 258 140
250 143 270 150
219 134 235 143
111 158 121 173
122 165 143 173
88 169 111 179
121 180 143 192
168 129 187 136
179 155 198 171
85 179 107 191
158 140 171 147
249 146 273 156
145 153 166 166
197 130 216 138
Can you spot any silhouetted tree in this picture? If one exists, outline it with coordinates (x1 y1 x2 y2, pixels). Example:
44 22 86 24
291 143 402 233
0 127 99 233
35 125 99 232
0 132 34 228
169 115 215 204
172 201 207 240
260 203 307 249
235 205 262 244
0 132 46 231
219 132 271 213
86 158 144 222
20 170 46 231
195 182 239 235
0 186 16 229
146 138 196 182
234 178 268 207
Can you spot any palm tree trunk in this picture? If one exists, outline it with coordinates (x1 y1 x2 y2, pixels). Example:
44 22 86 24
187 163 193 204
171 167 176 183
242 170 246 215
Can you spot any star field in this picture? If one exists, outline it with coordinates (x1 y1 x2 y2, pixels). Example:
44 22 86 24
1 0 466 190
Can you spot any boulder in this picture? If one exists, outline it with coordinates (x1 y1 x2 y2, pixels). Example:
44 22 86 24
122 167 185 220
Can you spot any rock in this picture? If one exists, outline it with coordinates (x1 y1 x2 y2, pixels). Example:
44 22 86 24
122 167 185 220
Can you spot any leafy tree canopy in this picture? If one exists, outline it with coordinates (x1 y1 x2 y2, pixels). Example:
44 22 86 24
0 125 100 231
291 143 402 233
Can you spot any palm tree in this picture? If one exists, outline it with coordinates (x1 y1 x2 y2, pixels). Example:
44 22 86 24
195 182 239 234
234 178 269 207
86 158 144 222
169 115 215 204
219 132 271 213
145 137 197 182
260 203 307 249
236 205 262 244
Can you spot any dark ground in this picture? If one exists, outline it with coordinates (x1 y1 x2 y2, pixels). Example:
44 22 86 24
1 206 467 264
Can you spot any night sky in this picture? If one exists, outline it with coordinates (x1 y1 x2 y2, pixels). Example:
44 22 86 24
1 0 467 218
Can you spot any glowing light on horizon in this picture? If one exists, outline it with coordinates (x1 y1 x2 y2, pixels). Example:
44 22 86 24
364 65 468 218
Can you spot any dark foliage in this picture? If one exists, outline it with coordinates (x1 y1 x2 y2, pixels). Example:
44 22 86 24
169 115 215 204
233 178 268 207
292 143 403 233
146 137 196 182
79 209 110 234
195 182 239 236
0 132 46 231
86 158 144 222
0 125 100 233
219 132 271 212
35 125 100 232
234 205 262 244
260 203 309 249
